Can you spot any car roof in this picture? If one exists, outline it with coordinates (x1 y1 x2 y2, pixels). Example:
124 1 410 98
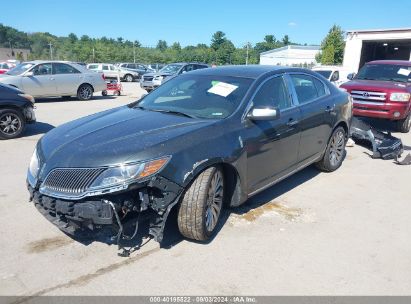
23 60 75 64
366 60 411 66
188 65 303 79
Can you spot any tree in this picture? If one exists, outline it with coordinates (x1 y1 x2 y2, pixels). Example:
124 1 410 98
264 35 276 44
317 25 345 65
171 42 181 51
68 33 78 43
156 40 168 51
282 35 290 45
211 31 227 50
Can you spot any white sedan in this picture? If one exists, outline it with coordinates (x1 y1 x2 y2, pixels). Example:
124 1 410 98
0 61 106 100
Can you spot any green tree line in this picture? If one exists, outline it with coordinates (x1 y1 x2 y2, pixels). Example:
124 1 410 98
0 24 304 65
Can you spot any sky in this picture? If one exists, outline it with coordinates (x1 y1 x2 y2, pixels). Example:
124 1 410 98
2 0 411 47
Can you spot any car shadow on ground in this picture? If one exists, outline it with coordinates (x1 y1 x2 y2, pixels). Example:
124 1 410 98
65 165 321 256
23 122 55 137
357 116 398 133
34 96 116 103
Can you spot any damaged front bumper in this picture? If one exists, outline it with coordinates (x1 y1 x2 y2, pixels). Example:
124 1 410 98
27 175 183 245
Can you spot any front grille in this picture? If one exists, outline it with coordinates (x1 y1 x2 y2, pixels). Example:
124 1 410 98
41 168 106 195
351 90 387 103
143 76 153 81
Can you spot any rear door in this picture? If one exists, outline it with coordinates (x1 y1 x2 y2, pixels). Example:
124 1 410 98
21 63 56 96
52 63 82 95
244 74 302 193
288 73 335 163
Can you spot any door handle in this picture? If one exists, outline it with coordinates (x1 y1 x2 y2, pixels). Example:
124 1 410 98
325 105 335 113
286 119 299 127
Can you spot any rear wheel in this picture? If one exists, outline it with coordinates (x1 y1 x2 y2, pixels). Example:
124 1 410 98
77 84 93 101
397 113 411 133
316 126 347 172
124 74 134 82
0 109 25 139
178 167 224 241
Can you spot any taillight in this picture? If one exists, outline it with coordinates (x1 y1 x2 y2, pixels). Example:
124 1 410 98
102 74 105 80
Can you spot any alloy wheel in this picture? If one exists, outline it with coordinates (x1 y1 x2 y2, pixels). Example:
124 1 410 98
205 170 224 232
329 130 345 167
79 86 92 100
0 112 21 136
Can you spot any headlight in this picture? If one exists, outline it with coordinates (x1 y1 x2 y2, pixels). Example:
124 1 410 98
19 93 35 104
89 156 170 190
28 148 40 179
390 92 410 102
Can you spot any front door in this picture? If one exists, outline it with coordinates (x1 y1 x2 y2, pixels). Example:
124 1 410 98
52 63 82 95
21 63 56 97
244 75 301 194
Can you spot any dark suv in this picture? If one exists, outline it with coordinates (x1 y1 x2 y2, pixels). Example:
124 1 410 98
140 62 209 92
27 66 351 247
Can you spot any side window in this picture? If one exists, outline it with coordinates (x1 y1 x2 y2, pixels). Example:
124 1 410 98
331 71 339 82
53 63 80 74
102 65 109 71
109 65 116 71
32 63 52 76
313 77 327 97
252 76 291 110
290 74 320 104
182 64 194 73
88 64 98 70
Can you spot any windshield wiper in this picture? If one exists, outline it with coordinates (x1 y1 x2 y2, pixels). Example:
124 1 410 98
149 109 197 118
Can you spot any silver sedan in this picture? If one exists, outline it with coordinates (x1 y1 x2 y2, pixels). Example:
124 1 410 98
0 61 106 100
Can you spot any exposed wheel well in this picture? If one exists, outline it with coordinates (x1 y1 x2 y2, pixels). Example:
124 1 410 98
334 121 349 137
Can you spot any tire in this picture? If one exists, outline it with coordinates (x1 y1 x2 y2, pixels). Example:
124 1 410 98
102 90 108 96
316 126 347 172
0 109 25 140
397 113 411 133
178 166 225 241
124 74 134 82
77 84 93 101
116 90 121 96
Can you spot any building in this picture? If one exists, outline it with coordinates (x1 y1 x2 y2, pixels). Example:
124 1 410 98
0 47 31 62
259 45 320 66
343 28 411 73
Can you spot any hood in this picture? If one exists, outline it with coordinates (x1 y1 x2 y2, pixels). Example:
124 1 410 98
38 106 215 172
144 71 174 78
341 79 410 92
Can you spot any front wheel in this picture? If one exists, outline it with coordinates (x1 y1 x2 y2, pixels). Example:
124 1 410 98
0 109 25 140
178 167 225 241
397 113 411 133
77 84 93 101
316 126 347 172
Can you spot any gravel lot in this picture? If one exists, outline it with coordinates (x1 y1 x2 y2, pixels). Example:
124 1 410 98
1 82 410 298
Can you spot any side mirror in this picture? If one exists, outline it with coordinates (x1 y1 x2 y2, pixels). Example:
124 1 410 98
347 73 356 80
247 107 280 121
25 71 34 77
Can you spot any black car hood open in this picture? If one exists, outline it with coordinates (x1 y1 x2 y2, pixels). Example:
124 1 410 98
39 106 214 171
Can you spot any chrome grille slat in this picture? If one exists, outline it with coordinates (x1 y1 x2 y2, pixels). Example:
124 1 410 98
350 90 387 103
42 168 106 195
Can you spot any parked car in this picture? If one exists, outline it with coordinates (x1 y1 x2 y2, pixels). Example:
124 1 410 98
147 63 166 72
312 66 353 87
117 63 155 77
0 62 14 74
27 66 351 246
0 83 36 139
140 62 209 91
87 63 139 82
340 60 411 133
0 61 106 101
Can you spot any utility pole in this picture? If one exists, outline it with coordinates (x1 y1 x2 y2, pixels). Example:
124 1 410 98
246 42 250 65
48 42 53 60
133 42 136 63
92 47 95 62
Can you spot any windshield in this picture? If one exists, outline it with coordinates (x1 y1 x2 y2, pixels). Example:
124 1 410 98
6 63 35 76
136 74 253 119
356 64 411 83
159 64 183 74
314 70 332 79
